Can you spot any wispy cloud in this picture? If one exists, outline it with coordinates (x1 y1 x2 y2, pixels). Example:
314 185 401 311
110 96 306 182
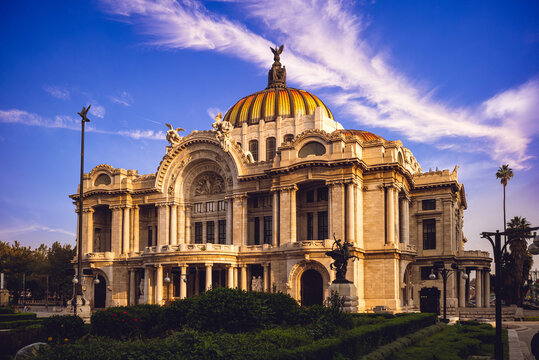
44 85 70 100
99 0 539 169
0 224 76 238
89 104 106 118
206 107 223 120
110 91 134 106
0 109 165 140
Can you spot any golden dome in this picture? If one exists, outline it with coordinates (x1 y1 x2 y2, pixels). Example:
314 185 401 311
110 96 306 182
224 45 334 127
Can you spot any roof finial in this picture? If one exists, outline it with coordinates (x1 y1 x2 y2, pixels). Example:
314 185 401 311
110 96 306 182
268 45 286 88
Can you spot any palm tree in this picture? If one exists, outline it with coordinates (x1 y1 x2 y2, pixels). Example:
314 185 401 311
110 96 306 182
495 164 513 233
507 216 532 306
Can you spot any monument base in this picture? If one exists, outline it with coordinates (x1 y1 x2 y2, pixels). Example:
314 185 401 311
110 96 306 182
0 289 9 306
328 282 358 313
66 295 92 322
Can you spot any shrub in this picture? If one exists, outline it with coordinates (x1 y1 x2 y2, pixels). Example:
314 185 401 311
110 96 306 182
0 305 15 314
0 312 37 322
0 318 42 329
91 304 163 339
42 315 86 344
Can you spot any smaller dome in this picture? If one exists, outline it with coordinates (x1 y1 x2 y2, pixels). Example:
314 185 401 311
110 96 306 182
333 129 385 142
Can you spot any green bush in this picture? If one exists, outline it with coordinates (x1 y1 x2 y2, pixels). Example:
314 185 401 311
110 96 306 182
42 315 86 343
0 318 42 329
0 312 37 322
91 304 163 339
0 305 15 314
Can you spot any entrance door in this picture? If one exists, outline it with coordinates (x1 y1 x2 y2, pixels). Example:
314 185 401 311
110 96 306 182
301 269 323 307
419 287 440 315
94 275 106 308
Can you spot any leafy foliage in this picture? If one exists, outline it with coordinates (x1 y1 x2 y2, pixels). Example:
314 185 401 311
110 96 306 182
42 315 86 344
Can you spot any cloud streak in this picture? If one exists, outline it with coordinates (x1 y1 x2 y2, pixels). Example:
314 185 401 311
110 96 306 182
99 0 539 169
44 85 70 100
0 224 76 238
110 91 134 106
0 109 165 141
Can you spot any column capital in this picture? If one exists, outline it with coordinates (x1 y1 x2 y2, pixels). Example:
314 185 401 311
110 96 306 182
204 262 214 268
82 207 95 213
273 184 297 192
230 193 248 200
155 202 171 207
326 179 346 187
109 205 123 211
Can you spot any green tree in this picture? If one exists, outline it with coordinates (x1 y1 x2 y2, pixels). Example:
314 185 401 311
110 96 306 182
507 216 533 306
495 164 513 233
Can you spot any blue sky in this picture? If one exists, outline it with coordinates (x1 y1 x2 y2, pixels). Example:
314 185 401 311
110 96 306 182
1 0 538 267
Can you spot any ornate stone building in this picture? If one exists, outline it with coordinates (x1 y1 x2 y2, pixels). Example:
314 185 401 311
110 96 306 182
72 49 491 312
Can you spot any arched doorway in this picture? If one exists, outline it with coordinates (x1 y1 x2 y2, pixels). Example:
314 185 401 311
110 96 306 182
301 269 323 307
94 275 106 308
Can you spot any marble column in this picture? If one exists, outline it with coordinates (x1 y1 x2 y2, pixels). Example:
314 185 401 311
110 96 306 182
227 265 234 288
475 269 482 307
329 182 345 241
240 266 247 290
346 182 355 244
459 270 466 308
122 207 130 254
355 181 363 248
234 267 239 289
232 195 247 246
179 265 187 299
400 197 410 244
484 271 490 308
263 263 270 292
157 204 170 247
177 204 185 244
386 186 395 244
111 206 123 254
170 204 177 246
279 186 297 245
205 263 213 291
226 198 232 245
129 269 136 306
144 267 150 304
185 205 191 244
156 265 163 305
84 208 94 254
272 191 279 246
194 268 200 295
132 205 140 253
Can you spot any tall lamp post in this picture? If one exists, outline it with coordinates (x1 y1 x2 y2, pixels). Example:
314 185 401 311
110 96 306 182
481 227 539 360
429 261 468 322
74 105 91 316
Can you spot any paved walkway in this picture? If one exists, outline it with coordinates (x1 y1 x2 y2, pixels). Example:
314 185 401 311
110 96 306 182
506 321 539 360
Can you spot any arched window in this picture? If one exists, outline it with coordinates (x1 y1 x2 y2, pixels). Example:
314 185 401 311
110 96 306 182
298 141 326 158
94 173 111 186
266 137 276 161
397 152 404 165
249 140 259 161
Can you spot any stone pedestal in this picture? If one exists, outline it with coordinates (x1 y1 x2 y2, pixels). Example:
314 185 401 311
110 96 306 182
0 289 9 306
66 295 92 322
328 282 358 313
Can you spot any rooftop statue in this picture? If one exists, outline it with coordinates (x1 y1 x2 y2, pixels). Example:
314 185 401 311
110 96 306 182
270 44 284 64
325 235 359 283
165 123 185 146
212 112 233 152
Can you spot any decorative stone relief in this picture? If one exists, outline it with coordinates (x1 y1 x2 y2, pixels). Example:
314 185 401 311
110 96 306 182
165 124 185 146
194 173 225 196
212 112 233 152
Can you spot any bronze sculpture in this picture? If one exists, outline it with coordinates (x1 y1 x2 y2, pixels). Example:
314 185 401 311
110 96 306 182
325 234 359 283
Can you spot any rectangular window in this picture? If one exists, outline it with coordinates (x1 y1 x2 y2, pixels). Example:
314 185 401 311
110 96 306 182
147 227 152 247
317 187 328 201
254 217 260 245
306 190 314 203
206 202 214 212
422 199 436 211
420 267 438 280
194 222 203 243
318 211 328 240
263 216 272 244
218 220 226 244
307 213 314 240
249 140 259 161
217 200 226 211
206 221 214 243
194 202 204 213
423 219 436 250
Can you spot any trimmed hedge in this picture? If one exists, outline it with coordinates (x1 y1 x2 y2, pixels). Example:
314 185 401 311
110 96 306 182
91 304 163 339
0 306 15 314
0 318 42 329
0 312 37 322
0 324 44 359
266 312 437 360
42 315 86 343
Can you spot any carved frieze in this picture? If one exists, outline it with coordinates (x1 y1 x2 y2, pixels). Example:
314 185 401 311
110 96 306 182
194 173 225 196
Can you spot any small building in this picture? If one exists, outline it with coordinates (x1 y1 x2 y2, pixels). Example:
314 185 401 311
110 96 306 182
72 49 491 312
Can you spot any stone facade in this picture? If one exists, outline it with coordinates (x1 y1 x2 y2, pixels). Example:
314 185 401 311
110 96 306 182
71 54 491 313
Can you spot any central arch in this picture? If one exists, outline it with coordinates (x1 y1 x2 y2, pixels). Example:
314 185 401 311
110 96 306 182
300 269 323 306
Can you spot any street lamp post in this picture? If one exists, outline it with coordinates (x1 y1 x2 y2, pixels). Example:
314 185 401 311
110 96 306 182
74 105 91 316
429 261 468 322
481 226 539 360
